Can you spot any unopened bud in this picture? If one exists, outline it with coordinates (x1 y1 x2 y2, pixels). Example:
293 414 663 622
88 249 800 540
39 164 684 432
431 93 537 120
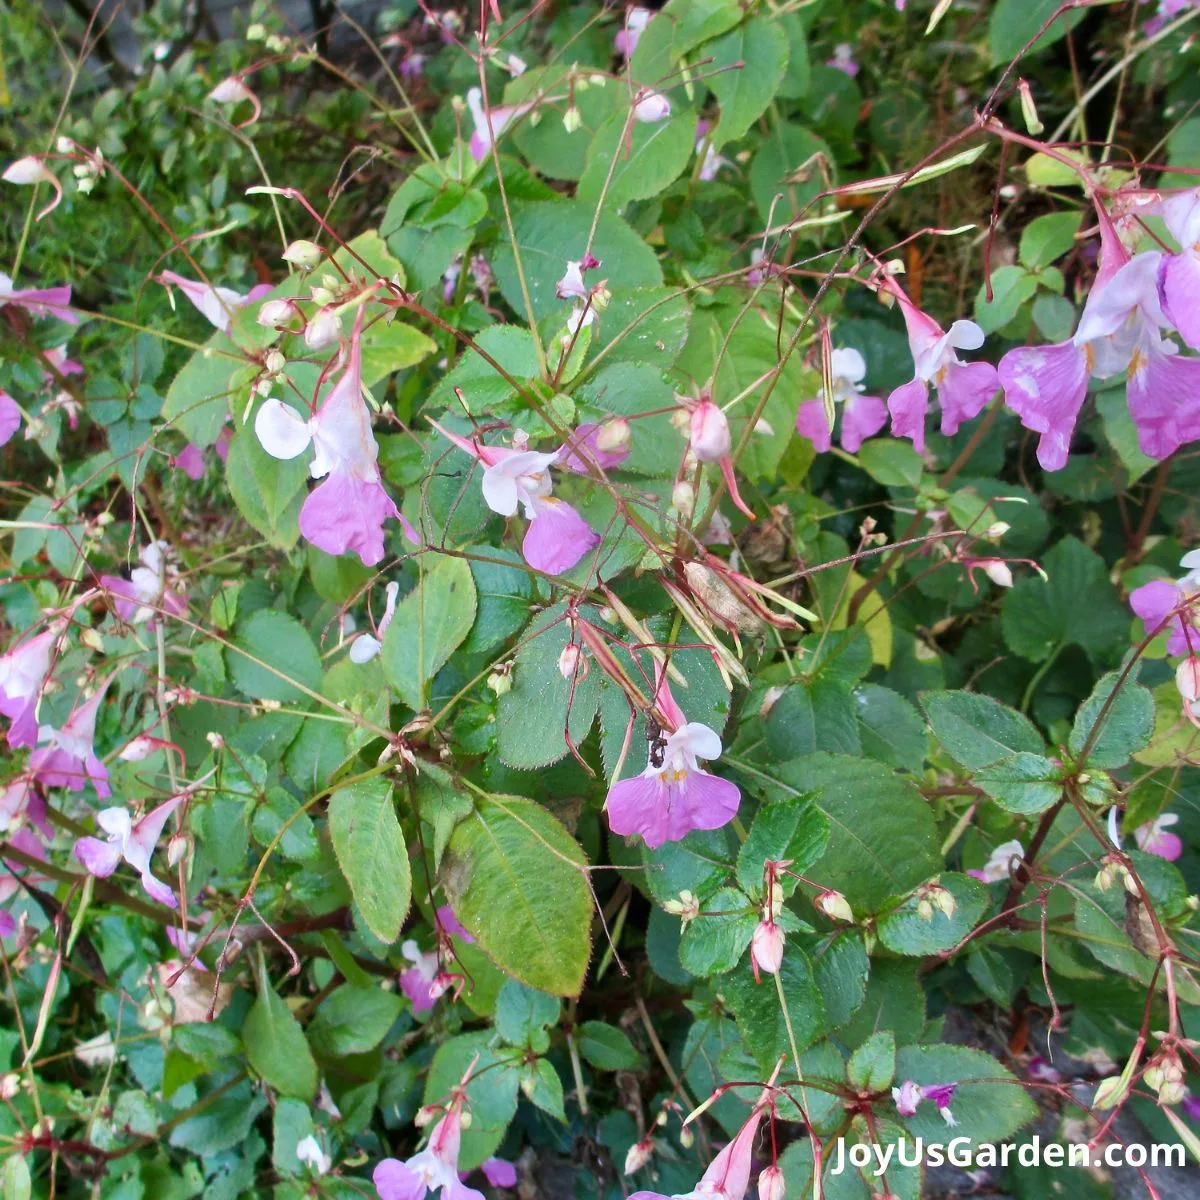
633 90 671 123
309 285 336 307
624 1137 655 1175
257 298 298 327
750 919 784 976
662 890 700 928
982 559 1013 588
758 1165 785 1200
672 480 696 516
562 106 582 134
596 418 631 455
414 1105 439 1128
986 521 1010 540
679 1125 694 1149
655 1110 668 1127
1177 658 1200 703
0 1074 19 1100
1018 79 1044 135
205 731 224 750
815 889 854 923
917 898 934 921
558 643 588 680
458 1108 471 1129
305 307 341 349
487 670 512 696
282 239 323 268
167 832 189 867
80 627 105 653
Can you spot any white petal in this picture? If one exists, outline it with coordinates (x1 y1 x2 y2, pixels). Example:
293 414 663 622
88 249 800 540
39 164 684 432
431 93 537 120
831 347 866 384
481 462 521 516
349 634 382 664
1180 549 1200 573
678 721 722 762
944 319 985 352
96 806 133 848
255 399 312 460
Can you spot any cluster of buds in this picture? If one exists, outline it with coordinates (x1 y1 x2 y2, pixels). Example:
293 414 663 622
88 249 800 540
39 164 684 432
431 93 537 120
662 889 700 931
252 348 287 400
915 879 957 922
1094 853 1137 895
1144 1046 1187 1107
56 137 105 195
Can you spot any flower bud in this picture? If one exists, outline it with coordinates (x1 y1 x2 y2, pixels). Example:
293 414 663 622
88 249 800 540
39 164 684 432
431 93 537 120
814 889 854 923
265 349 287 376
634 90 671 123
282 239 323 268
80 627 105 653
750 919 784 976
1018 79 1044 135
0 1074 19 1100
257 298 299 327
672 480 696 516
662 890 700 928
304 307 342 349
689 399 731 462
758 1166 785 1200
558 643 588 680
167 832 190 868
414 1104 439 1128
596 418 631 455
208 77 256 106
982 559 1013 588
679 1125 694 1149
624 1137 655 1175
487 670 512 696
562 106 582 134
1177 657 1200 703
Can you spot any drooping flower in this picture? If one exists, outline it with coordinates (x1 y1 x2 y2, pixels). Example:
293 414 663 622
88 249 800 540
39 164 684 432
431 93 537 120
373 1094 485 1200
0 625 59 748
296 1135 332 1176
73 793 184 907
30 677 113 797
686 397 755 518
750 918 784 978
158 270 270 334
465 87 533 161
255 309 411 566
3 156 63 220
967 839 1024 884
606 665 740 849
430 422 600 575
615 6 653 59
0 775 50 838
207 76 261 125
884 277 998 453
795 347 887 454
0 271 77 323
893 1079 958 1126
99 540 186 626
629 1085 770 1200
351 581 400 664
555 254 600 301
1128 549 1200 656
1134 813 1183 861
399 906 474 1014
1156 187 1200 351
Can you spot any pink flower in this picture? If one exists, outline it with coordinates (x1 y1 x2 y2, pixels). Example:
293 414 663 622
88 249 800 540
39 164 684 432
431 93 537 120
42 346 83 382
966 838 1024 884
350 581 400 664
606 666 740 848
795 347 887 454
750 918 784 978
694 121 732 181
629 1090 768 1200
373 1097 485 1200
256 309 410 566
615 7 653 59
0 828 46 936
893 1079 958 1126
465 87 532 162
0 626 59 749
173 443 206 480
431 422 599 575
558 420 631 473
688 398 755 518
1134 813 1183 861
99 540 186 627
479 1159 517 1188
0 392 20 447
1157 188 1200 350
435 905 475 943
0 775 50 838
74 793 184 907
30 677 113 797
0 271 77 323
399 907 473 1014
827 44 859 76
1128 549 1200 655
158 271 270 334
1124 324 1200 460
884 278 997 453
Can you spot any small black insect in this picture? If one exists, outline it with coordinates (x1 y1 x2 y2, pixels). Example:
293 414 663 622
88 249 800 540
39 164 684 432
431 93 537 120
646 715 667 769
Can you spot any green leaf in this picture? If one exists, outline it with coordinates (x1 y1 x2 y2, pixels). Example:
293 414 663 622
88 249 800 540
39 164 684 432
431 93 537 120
1068 668 1155 770
765 675 861 760
776 13 811 100
307 983 403 1056
988 0 1086 65
162 331 247 447
1019 211 1082 268
508 67 621 181
381 555 477 711
724 951 827 1075
975 753 1063 815
525 1058 566 1122
228 610 322 703
668 0 744 55
442 795 593 996
495 980 561 1049
328 778 411 944
853 684 927 774
749 123 834 226
491 201 661 322
848 1030 896 1092
225 423 306 549
577 1021 643 1071
272 1098 315 1178
1001 537 1130 665
577 109 696 208
678 887 757 976
967 947 1016 1006
772 755 940 913
242 958 318 1100
706 17 789 148
877 874 990 956
359 320 436 385
894 1044 1037 1142
813 934 870 1029
1 1156 30 1200
857 439 924 487
920 690 1044 769
736 793 829 897
497 603 601 769
974 266 1039 333
463 549 533 655
643 827 737 905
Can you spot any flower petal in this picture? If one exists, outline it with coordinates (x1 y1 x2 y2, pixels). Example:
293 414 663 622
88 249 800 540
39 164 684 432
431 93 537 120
255 399 313 461
523 498 599 574
74 836 122 878
372 1158 427 1200
936 360 997 437
795 399 833 453
1160 252 1200 351
997 340 1090 472
0 393 21 448
298 473 399 567
887 376 930 452
840 393 887 453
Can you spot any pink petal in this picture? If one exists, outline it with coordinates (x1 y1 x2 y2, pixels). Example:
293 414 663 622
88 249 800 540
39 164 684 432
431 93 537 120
887 376 930 452
840 393 887 453
795 399 833 452
558 423 631 472
0 695 39 750
445 1182 486 1200
299 472 399 567
1130 579 1190 657
1 284 77 323
74 836 122 878
99 575 143 623
997 340 1090 471
173 443 206 480
0 392 21 447
372 1158 426 1200
606 769 741 849
481 1158 518 1187
436 905 475 944
30 746 110 798
522 497 599 574
399 967 438 1014
1160 252 1200 351
936 360 998 437
1127 342 1200 461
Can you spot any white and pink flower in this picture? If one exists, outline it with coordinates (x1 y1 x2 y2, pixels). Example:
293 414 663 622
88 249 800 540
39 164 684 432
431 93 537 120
158 270 271 334
1134 813 1183 861
99 540 186 626
795 347 887 454
373 1094 485 1200
0 624 60 748
30 677 113 797
74 793 184 907
0 271 77 323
